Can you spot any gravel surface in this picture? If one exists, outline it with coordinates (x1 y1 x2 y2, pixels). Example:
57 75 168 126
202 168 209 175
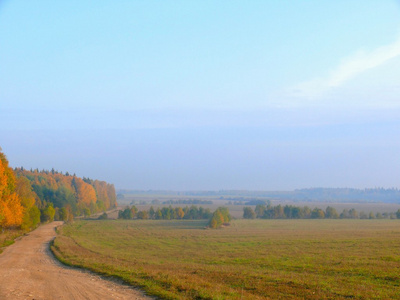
0 221 153 300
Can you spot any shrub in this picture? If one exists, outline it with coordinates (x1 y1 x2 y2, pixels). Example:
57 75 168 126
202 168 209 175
98 212 108 220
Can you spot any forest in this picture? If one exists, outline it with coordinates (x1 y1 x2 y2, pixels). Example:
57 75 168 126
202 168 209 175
0 148 117 231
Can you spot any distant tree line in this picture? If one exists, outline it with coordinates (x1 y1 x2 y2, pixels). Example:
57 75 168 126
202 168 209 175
118 205 213 220
227 199 271 206
243 204 400 220
161 199 213 205
117 205 232 229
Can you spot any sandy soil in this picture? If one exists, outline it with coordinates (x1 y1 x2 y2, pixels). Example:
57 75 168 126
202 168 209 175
0 222 153 300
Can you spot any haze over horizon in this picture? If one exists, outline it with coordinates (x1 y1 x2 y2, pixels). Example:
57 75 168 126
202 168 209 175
1 1 400 190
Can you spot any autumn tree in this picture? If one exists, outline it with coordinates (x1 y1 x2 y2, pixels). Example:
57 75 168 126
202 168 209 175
73 177 96 205
0 150 24 229
0 193 24 228
209 210 224 229
130 205 138 218
16 176 41 230
208 207 231 229
176 207 185 219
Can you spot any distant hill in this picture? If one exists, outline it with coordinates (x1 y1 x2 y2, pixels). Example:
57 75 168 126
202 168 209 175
118 188 400 203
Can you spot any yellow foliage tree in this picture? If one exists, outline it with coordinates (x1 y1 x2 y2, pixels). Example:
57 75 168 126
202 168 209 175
16 176 40 230
0 150 23 229
176 207 185 219
74 177 97 205
1 193 24 227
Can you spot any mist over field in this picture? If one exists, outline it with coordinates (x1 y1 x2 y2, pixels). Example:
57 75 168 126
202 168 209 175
2 3 400 299
1 1 400 192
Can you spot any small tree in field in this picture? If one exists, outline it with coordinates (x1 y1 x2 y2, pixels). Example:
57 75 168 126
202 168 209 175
208 207 231 229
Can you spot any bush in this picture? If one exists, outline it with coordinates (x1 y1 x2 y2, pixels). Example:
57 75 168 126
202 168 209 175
98 212 108 220
118 208 133 219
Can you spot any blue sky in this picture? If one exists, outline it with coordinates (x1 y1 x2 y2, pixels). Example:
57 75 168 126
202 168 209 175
1 1 400 190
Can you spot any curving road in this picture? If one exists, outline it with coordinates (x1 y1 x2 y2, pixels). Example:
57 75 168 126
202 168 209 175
0 222 152 300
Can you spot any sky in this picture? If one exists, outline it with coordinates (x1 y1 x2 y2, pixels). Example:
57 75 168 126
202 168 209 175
1 1 400 190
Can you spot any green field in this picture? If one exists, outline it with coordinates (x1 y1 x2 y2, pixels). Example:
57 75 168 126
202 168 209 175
52 219 400 299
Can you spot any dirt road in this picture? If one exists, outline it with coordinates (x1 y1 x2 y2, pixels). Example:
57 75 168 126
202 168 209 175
0 222 152 300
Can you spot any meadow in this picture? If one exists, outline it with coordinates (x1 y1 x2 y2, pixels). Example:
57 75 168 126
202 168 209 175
52 219 400 299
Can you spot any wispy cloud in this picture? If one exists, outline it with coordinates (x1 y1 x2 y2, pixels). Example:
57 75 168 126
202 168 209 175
290 35 400 100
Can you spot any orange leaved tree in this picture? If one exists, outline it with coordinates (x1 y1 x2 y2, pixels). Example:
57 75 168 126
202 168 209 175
0 149 23 229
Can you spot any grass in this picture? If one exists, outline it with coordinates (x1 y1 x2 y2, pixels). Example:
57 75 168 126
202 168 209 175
52 219 400 299
0 228 25 253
